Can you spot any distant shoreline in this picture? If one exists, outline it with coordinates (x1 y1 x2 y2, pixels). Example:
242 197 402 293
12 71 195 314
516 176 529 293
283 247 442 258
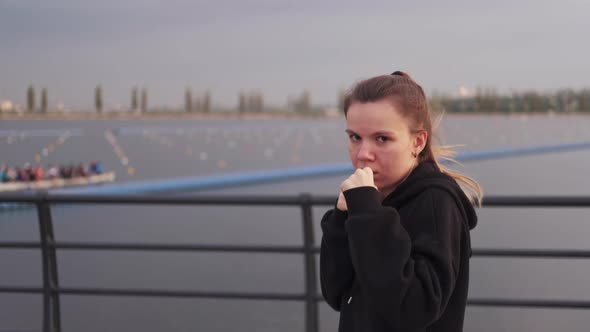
0 111 335 121
1 110 588 121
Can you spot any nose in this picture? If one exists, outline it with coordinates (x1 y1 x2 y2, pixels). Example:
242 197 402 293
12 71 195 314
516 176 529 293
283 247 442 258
356 142 375 161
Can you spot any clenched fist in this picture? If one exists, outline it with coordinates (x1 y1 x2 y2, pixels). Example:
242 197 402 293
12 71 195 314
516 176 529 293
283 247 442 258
336 167 377 211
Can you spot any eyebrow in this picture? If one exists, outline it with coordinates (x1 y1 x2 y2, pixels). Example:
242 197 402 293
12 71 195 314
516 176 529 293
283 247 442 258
345 129 397 137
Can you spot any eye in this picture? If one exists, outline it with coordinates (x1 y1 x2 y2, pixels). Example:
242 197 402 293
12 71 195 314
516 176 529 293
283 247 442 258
348 134 360 142
376 136 390 143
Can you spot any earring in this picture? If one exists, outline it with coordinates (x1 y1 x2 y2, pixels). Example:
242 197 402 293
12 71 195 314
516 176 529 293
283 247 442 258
411 152 417 158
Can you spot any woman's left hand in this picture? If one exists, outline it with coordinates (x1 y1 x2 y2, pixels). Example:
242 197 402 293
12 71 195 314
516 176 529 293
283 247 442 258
340 167 377 192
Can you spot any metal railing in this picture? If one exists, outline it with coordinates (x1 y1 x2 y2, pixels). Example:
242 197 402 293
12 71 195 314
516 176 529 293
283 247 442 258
1 192 590 332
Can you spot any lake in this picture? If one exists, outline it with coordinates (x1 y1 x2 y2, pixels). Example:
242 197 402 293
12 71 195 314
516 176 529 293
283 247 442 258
1 114 590 331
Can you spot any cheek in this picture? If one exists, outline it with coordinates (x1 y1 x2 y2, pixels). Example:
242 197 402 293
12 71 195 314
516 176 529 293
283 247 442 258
377 148 406 172
347 146 358 164
347 143 357 157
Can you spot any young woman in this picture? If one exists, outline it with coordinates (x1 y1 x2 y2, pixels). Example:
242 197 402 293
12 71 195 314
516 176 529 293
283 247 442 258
320 71 482 332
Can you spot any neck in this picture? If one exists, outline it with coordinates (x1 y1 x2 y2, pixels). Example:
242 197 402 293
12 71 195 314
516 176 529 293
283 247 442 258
380 162 416 199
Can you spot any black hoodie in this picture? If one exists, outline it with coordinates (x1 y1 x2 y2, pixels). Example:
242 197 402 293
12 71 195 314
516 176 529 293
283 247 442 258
320 161 478 332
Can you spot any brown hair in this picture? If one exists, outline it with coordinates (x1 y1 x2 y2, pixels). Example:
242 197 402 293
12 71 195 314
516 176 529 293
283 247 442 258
343 71 483 206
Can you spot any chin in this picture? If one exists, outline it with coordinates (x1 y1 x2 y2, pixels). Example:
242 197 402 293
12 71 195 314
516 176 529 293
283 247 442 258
375 181 385 191
378 181 394 191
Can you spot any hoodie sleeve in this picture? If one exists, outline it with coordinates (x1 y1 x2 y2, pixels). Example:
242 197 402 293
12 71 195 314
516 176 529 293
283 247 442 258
320 206 355 311
343 186 464 330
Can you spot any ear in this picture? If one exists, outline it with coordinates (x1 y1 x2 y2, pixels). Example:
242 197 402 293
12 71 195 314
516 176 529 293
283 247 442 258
413 130 428 154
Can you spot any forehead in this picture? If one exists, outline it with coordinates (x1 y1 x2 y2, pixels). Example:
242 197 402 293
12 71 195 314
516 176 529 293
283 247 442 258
346 100 411 133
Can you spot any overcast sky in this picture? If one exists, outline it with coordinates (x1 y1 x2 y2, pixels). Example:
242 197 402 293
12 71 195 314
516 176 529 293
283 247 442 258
1 0 589 110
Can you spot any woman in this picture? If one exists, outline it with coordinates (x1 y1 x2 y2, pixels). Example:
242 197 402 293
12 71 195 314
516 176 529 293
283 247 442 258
320 71 482 332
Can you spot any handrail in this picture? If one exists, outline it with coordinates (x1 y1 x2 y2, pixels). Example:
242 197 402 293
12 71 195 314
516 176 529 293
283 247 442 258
5 242 590 259
3 193 590 206
1 193 590 332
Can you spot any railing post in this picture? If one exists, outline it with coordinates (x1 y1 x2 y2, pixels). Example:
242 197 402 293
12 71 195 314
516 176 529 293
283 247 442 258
299 193 319 332
36 192 61 332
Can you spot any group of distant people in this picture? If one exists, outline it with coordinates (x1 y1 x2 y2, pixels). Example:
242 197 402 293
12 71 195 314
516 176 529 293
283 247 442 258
0 161 103 183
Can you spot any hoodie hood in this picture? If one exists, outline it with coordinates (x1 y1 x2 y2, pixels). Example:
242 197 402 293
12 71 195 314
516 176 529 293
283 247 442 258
382 161 478 230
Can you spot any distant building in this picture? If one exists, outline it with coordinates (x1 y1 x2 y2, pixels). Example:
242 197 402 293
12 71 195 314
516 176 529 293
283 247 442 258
56 102 66 113
0 100 14 113
457 85 474 98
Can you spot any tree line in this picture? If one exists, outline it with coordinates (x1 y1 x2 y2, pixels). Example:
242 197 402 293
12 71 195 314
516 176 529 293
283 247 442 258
17 85 316 115
15 85 590 115
429 89 590 113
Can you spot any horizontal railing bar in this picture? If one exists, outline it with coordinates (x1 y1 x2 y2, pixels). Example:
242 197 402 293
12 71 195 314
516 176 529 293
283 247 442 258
467 299 590 309
0 194 334 206
0 242 304 253
2 286 589 309
0 286 43 294
0 242 41 249
2 242 590 259
51 242 305 253
481 196 590 207
473 249 590 258
2 194 590 207
0 286 305 300
58 287 305 300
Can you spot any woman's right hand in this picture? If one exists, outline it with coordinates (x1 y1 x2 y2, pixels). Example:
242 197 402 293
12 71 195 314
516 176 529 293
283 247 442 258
337 167 376 211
